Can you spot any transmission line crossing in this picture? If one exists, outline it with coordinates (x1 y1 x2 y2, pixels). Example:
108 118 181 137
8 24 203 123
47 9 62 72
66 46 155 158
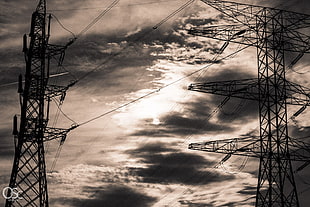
76 0 120 38
48 0 200 130
155 104 310 206
46 0 198 174
52 5 307 205
51 13 76 38
47 43 251 173
152 0 310 205
161 99 310 205
73 44 251 128
47 0 182 12
48 44 250 178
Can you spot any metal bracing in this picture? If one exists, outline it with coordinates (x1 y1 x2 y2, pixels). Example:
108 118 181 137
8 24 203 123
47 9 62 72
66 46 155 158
255 11 299 206
188 25 310 53
6 1 49 206
189 78 310 106
188 136 310 162
200 0 310 30
188 1 310 206
6 1 74 206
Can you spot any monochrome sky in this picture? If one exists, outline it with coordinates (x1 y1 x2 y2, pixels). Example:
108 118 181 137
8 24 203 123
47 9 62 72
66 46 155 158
1 0 310 206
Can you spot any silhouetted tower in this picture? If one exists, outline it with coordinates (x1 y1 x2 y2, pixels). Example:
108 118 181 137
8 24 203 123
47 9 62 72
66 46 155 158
187 0 310 206
6 0 75 206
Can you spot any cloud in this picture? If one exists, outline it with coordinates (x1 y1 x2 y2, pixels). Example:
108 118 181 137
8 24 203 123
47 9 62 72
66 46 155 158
52 185 156 207
130 67 259 138
262 0 310 13
1 1 309 207
290 126 310 141
46 164 148 206
127 143 234 185
167 171 257 207
131 99 235 137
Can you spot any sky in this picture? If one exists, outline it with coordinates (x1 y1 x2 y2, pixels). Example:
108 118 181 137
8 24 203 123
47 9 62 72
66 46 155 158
0 0 310 206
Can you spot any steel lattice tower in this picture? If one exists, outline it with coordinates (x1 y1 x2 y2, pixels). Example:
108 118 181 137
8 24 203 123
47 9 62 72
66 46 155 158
6 1 74 206
187 0 310 206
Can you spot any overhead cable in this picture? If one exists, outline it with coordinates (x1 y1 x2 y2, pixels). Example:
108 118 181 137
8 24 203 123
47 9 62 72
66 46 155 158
76 0 120 38
47 0 181 12
73 45 251 129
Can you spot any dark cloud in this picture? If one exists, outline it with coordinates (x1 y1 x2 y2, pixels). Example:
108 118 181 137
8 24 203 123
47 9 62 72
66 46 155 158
47 33 164 97
190 69 258 123
178 200 214 207
128 142 178 154
184 17 218 27
0 128 15 157
0 49 25 89
51 185 156 207
0 0 85 50
195 68 255 83
132 69 259 138
217 99 258 124
237 185 257 196
162 110 233 133
131 99 235 138
261 0 310 14
127 143 234 185
290 126 310 141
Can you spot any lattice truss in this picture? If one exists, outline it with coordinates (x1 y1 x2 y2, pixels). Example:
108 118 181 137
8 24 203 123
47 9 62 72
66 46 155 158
188 1 310 207
6 1 75 206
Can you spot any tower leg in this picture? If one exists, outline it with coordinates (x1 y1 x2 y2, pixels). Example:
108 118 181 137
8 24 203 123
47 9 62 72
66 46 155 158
255 11 299 207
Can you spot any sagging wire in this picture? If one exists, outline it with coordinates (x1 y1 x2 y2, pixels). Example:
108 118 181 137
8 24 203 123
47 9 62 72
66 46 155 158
76 0 120 38
152 0 195 29
50 13 76 39
151 96 235 205
219 154 250 175
46 0 197 174
49 144 64 173
47 0 182 12
52 97 78 125
47 0 120 55
73 0 197 85
73 45 250 130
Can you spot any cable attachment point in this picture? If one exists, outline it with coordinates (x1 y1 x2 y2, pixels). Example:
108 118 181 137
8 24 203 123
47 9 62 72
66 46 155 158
65 37 77 48
69 123 79 131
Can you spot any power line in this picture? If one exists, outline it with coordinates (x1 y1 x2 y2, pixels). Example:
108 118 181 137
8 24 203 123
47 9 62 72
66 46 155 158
74 44 251 129
45 0 197 174
50 13 76 38
73 0 196 84
47 45 249 177
76 0 120 38
152 0 195 29
47 0 182 12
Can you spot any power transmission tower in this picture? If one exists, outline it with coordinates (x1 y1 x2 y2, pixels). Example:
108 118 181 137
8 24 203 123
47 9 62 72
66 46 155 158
187 0 310 206
6 1 75 206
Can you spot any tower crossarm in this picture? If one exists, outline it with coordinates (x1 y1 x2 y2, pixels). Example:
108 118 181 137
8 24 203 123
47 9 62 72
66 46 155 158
189 1 310 206
46 80 77 100
47 40 76 65
188 136 310 162
188 24 257 47
188 78 310 106
200 0 310 31
47 44 66 57
188 25 310 53
44 124 77 144
189 137 261 158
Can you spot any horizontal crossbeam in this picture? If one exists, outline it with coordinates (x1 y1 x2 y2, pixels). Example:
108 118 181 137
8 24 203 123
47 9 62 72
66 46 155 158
188 25 310 53
188 136 310 162
188 78 310 106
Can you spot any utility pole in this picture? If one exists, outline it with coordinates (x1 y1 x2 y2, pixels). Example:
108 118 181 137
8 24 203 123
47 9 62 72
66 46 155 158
6 1 75 206
187 0 310 206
